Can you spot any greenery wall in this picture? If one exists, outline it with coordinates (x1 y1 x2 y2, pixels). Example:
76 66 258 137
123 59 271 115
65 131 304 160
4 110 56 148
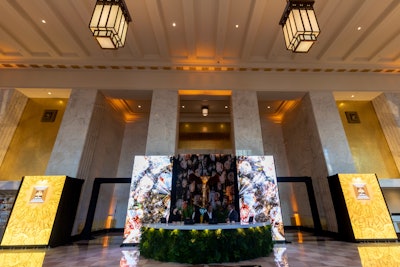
140 225 272 264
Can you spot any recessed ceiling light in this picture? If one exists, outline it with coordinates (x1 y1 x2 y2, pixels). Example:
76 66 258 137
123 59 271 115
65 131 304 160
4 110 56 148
181 105 185 109
41 19 46 24
224 105 228 109
267 106 271 109
172 22 176 27
351 95 355 98
47 91 52 95
138 105 142 108
357 26 362 31
235 24 239 28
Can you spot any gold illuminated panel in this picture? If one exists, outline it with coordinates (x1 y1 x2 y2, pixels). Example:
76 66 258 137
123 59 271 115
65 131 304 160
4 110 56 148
337 173 397 240
0 252 45 266
1 176 66 246
358 246 400 266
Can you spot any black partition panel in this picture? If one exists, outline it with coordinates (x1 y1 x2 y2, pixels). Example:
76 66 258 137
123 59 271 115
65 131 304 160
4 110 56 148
81 178 131 239
49 177 84 247
277 176 322 234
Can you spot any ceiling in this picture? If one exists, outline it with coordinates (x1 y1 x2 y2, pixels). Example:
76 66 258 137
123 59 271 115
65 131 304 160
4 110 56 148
0 0 399 71
3 0 400 123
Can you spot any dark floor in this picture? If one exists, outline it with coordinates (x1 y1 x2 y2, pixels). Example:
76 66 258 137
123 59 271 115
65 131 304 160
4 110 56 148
0 230 399 267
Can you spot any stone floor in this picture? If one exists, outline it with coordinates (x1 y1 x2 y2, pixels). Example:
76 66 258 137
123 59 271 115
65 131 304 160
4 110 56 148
1 230 400 267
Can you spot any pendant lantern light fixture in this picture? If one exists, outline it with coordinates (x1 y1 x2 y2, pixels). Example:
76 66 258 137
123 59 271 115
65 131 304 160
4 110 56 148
279 0 320 53
202 106 209 117
89 0 132 49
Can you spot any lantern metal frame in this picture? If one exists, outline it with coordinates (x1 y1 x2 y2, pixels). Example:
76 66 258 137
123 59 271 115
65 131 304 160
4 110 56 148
279 0 320 53
89 0 132 49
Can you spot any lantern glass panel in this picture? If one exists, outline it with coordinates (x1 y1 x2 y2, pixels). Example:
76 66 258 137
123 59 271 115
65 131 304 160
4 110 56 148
96 37 116 49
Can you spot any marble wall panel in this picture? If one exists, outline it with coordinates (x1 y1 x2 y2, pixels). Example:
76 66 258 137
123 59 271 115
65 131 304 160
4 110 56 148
113 116 150 228
373 93 400 174
46 89 99 177
309 92 356 232
146 90 178 155
117 116 149 178
310 92 356 175
0 89 28 167
260 117 290 176
282 92 355 232
231 90 264 155
86 100 126 231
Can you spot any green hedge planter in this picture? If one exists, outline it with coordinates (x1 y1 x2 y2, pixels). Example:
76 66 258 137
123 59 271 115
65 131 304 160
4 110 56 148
139 225 273 264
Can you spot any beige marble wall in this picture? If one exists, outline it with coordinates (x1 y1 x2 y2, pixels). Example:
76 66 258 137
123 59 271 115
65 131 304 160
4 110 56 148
46 89 125 234
309 92 356 232
231 90 264 155
117 116 149 178
282 92 356 232
114 116 150 228
310 92 356 175
146 90 179 155
260 117 292 226
46 89 99 177
86 99 126 231
0 89 28 167
260 117 290 176
373 93 400 175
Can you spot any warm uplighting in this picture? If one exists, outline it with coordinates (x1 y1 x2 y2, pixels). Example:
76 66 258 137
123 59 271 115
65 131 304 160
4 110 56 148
202 106 209 117
178 90 231 96
279 0 320 53
89 0 132 49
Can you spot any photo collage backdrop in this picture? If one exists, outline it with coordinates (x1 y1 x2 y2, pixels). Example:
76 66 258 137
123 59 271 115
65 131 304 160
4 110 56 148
123 156 172 244
237 156 285 241
123 155 285 244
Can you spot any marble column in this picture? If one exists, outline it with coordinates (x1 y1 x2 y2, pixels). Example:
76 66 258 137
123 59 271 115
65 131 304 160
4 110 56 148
46 89 101 178
46 89 106 235
309 92 356 175
309 92 357 232
146 90 179 155
373 93 400 174
0 89 28 167
231 90 264 155
283 92 356 232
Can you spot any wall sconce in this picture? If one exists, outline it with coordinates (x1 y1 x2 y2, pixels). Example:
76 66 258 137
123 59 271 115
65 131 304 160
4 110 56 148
202 106 209 117
279 0 320 53
89 0 132 49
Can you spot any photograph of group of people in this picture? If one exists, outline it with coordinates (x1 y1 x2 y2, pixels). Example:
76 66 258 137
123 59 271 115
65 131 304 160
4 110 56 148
170 154 239 224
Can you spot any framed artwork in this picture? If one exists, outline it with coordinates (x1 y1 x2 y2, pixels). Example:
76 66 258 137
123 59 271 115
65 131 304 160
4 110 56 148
41 110 58 122
30 186 48 203
345 111 360 123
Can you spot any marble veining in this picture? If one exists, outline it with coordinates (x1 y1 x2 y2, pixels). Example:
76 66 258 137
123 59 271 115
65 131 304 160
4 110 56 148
231 90 264 155
146 90 178 155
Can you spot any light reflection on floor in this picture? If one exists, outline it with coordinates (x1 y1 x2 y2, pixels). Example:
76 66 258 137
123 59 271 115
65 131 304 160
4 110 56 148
0 231 399 267
0 251 45 266
358 244 400 267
